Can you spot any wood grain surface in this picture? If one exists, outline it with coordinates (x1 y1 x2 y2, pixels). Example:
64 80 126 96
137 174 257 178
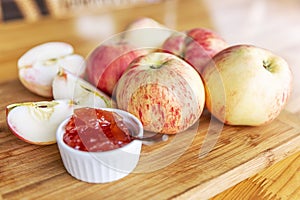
212 151 300 200
0 0 299 199
0 80 299 200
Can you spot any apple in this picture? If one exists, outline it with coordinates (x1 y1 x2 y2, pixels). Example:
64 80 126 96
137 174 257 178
53 68 115 108
202 44 293 126
162 28 228 74
115 52 205 134
124 17 166 30
122 17 172 49
6 100 74 145
17 42 86 97
86 42 147 96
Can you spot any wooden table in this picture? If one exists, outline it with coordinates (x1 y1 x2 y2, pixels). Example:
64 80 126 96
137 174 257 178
0 0 299 199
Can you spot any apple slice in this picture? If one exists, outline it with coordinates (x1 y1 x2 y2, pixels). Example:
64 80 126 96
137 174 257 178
52 68 115 108
6 100 74 145
17 42 86 97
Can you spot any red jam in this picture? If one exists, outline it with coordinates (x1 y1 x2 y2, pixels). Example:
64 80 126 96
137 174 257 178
63 108 133 152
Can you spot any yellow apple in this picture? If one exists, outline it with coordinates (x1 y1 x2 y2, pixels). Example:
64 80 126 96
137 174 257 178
202 44 292 126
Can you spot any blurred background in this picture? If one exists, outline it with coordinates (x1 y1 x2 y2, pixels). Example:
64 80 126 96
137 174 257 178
0 0 164 22
1 0 299 111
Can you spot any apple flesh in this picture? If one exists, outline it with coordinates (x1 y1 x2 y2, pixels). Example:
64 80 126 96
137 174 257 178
53 68 115 108
162 28 228 74
86 42 146 96
6 100 74 145
116 52 205 134
202 44 293 126
122 17 172 49
17 42 86 97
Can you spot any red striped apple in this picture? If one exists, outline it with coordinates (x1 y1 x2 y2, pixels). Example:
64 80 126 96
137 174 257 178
115 52 205 134
202 44 293 126
162 28 228 74
6 100 74 145
17 42 86 97
86 42 147 96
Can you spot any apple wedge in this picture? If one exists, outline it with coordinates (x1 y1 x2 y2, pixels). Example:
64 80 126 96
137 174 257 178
6 100 74 145
17 42 86 97
53 68 115 108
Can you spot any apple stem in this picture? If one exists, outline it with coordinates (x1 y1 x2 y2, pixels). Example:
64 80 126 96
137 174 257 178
150 63 164 69
150 65 159 69
263 60 272 72
150 60 169 69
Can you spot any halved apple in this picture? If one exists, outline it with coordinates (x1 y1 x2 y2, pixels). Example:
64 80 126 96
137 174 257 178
52 68 115 108
17 42 86 97
6 100 74 145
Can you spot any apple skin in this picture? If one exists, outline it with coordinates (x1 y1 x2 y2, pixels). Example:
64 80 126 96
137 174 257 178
86 42 147 96
162 28 228 74
202 44 293 126
116 52 205 134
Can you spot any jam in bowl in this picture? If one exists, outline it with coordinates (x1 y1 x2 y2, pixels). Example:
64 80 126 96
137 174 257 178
56 107 143 183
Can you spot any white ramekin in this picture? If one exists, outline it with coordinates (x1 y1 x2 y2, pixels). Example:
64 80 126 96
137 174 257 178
56 108 143 183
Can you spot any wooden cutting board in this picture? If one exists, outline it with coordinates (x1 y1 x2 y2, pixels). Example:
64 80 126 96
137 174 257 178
1 80 300 200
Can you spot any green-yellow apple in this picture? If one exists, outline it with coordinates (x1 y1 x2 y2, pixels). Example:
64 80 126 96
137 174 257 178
202 44 293 126
115 52 205 134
